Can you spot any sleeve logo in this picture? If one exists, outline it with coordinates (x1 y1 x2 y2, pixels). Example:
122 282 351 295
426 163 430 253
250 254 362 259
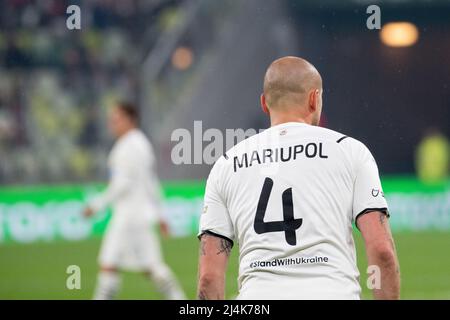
371 189 385 197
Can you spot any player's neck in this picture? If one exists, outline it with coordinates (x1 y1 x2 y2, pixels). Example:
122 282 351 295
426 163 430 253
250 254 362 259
117 126 137 138
269 114 312 127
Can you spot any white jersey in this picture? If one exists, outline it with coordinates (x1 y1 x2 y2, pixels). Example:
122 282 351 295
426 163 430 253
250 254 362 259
90 129 162 226
199 122 389 300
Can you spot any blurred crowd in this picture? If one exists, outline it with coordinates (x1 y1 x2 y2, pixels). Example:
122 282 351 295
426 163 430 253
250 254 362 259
3 1 446 185
0 0 182 183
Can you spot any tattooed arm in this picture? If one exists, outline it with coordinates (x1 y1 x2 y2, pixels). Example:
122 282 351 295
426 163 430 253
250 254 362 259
357 211 400 300
197 232 233 300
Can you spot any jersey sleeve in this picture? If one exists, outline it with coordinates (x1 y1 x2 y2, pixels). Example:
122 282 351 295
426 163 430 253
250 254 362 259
352 142 389 224
198 158 235 245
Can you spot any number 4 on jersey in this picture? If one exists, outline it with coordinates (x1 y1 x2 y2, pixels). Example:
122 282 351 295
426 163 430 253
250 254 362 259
254 177 303 246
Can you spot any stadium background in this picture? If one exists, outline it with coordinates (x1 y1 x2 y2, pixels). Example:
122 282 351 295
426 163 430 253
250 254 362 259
0 0 449 299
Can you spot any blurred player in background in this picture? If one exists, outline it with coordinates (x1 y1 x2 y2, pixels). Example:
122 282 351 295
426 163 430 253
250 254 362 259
415 128 449 184
197 57 400 300
83 102 185 300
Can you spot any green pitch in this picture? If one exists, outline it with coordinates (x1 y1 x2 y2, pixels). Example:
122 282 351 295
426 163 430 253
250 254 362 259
1 231 449 299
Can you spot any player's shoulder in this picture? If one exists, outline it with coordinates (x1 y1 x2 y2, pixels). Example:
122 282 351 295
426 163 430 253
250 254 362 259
307 126 376 165
127 129 149 144
312 127 377 173
113 130 146 157
123 129 152 148
304 125 348 144
314 126 369 152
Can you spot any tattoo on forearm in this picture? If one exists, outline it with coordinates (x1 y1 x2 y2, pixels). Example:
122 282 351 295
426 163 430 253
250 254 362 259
217 238 232 256
200 234 232 257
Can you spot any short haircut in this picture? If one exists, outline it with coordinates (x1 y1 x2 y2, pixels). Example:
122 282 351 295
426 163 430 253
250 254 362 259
116 101 139 124
263 56 322 109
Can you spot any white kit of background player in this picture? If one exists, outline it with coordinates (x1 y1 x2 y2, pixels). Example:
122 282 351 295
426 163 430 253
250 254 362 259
84 103 185 300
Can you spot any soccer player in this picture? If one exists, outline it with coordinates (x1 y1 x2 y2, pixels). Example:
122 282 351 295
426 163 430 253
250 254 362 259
83 102 185 300
197 57 400 300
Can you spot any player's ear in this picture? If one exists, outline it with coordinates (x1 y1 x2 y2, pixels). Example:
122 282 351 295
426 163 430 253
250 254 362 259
308 89 319 113
260 94 270 115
